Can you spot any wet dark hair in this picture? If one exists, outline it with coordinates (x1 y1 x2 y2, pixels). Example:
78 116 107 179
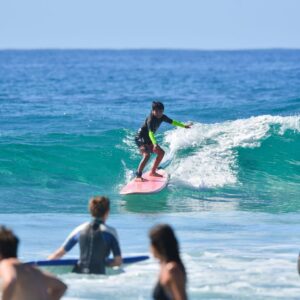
89 196 110 218
0 226 19 259
152 101 164 111
149 224 186 276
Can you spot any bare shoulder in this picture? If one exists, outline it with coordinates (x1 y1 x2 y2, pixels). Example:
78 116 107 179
0 259 18 278
164 262 185 281
166 261 181 272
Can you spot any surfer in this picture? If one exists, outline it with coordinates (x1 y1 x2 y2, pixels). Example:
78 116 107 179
135 101 191 181
150 224 187 300
48 196 122 275
0 226 67 300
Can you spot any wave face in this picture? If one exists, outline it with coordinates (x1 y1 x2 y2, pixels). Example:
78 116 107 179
1 50 300 213
162 115 300 212
1 50 300 300
0 115 299 213
164 115 300 188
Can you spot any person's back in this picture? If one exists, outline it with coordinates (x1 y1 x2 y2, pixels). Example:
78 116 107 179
1 259 66 300
0 226 67 300
73 219 106 274
48 196 122 275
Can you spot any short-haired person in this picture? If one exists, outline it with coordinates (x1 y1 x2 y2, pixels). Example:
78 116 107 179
0 226 67 300
135 101 192 181
48 196 122 275
149 224 187 300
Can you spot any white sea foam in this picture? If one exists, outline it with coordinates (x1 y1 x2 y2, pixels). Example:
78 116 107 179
1 212 300 300
164 115 300 189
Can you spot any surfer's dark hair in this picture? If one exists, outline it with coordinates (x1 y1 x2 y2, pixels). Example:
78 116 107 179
89 196 110 218
0 226 19 259
149 224 186 277
152 101 164 111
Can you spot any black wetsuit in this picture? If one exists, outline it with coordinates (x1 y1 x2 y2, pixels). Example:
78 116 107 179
73 219 106 275
153 282 172 300
135 113 173 147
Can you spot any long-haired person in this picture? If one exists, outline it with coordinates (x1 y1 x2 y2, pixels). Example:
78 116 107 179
149 224 187 300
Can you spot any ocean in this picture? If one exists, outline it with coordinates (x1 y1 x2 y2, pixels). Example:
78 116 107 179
0 49 299 299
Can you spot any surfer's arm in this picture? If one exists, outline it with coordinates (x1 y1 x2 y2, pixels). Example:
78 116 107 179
48 223 85 259
163 115 191 128
108 256 122 267
48 233 77 259
106 232 122 267
149 130 157 145
171 120 186 128
48 247 66 260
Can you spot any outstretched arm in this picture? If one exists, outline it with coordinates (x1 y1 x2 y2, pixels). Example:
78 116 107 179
172 120 192 129
48 223 85 260
48 247 66 260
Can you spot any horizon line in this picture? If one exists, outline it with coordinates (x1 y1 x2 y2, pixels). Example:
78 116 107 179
0 47 300 52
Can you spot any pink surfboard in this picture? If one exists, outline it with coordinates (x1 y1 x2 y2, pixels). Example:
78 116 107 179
120 169 169 195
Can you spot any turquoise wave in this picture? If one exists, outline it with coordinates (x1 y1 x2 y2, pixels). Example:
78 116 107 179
0 115 299 213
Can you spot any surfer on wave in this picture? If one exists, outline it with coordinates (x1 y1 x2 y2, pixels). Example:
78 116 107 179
135 101 191 181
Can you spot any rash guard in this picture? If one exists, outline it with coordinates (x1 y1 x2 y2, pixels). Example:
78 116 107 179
137 113 185 145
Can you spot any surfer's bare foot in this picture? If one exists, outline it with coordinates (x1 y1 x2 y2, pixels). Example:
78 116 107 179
149 172 163 177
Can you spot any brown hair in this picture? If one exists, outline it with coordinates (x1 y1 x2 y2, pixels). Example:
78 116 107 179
149 224 186 276
89 196 110 218
0 226 19 259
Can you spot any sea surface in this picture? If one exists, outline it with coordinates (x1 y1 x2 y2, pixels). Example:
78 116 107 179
0 50 299 299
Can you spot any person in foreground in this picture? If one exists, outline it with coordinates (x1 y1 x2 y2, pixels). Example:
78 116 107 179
135 101 191 181
48 196 122 275
150 224 187 300
0 226 67 300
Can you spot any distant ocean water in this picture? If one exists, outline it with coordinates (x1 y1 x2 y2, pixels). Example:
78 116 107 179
0 50 299 299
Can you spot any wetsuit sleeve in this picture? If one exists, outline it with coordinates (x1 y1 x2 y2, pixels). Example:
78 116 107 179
106 227 121 257
61 223 87 252
162 114 173 124
110 235 121 257
149 130 157 145
171 120 186 128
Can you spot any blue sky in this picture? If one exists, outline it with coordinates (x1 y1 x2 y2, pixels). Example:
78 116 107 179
0 0 299 49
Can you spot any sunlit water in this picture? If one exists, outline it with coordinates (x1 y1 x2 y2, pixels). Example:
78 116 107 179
0 50 299 299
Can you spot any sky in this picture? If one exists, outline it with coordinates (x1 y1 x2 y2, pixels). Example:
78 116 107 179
0 0 299 49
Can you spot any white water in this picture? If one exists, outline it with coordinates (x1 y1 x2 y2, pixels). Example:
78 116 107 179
164 115 300 189
1 212 300 300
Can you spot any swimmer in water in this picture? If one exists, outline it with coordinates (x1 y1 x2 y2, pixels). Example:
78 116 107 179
48 196 122 275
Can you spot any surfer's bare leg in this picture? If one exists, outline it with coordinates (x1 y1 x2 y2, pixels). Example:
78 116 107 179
137 152 150 174
150 146 165 177
135 146 151 181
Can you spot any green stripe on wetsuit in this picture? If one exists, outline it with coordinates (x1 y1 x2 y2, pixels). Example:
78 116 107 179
149 130 157 145
172 120 185 128
148 120 185 145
